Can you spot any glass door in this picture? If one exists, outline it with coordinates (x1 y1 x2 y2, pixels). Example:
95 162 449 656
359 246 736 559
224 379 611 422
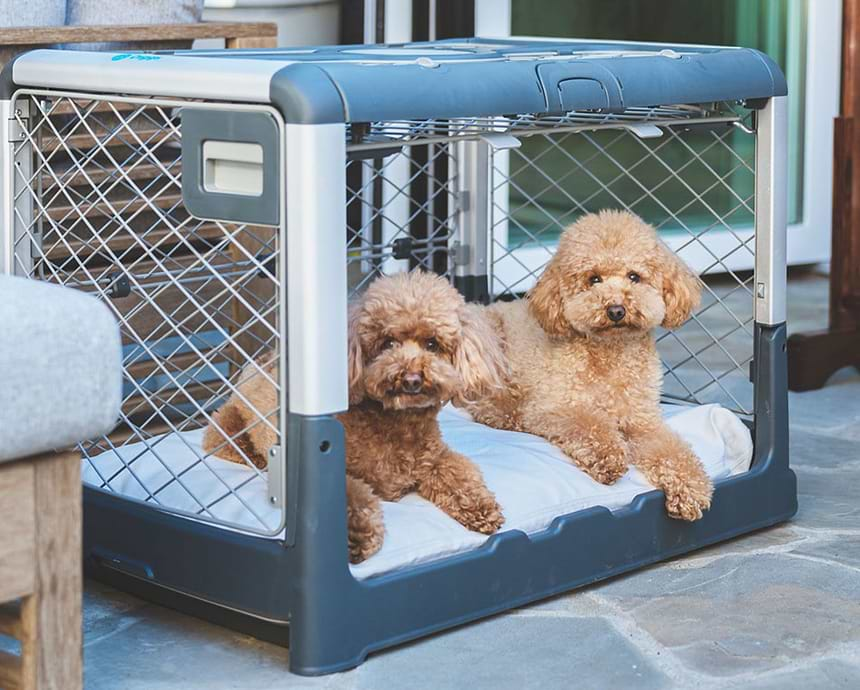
476 0 840 269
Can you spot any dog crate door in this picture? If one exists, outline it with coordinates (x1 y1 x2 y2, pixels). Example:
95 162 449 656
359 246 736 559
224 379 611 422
181 109 281 226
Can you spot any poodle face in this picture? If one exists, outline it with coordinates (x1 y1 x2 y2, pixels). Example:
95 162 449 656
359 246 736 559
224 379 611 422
349 271 506 411
529 210 702 338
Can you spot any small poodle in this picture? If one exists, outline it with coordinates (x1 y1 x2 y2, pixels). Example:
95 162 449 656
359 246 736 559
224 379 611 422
464 210 713 521
204 270 507 563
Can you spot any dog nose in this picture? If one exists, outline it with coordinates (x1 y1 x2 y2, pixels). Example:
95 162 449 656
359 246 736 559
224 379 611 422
401 373 423 393
606 304 626 322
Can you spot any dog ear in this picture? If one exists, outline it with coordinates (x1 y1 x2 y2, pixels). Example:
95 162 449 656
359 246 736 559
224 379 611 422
528 260 568 336
347 303 366 405
660 243 702 329
453 304 508 403
203 402 263 466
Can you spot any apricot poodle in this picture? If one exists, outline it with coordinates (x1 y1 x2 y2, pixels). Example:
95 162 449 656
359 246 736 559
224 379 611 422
204 270 507 563
463 210 713 521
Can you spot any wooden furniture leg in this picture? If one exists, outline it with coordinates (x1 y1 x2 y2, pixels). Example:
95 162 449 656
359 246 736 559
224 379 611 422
0 450 81 690
787 0 860 391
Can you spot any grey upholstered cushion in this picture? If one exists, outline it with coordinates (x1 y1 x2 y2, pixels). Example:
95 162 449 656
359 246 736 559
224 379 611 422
0 275 122 463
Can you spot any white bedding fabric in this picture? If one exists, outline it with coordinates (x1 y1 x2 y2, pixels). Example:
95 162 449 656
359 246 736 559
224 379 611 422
82 403 752 580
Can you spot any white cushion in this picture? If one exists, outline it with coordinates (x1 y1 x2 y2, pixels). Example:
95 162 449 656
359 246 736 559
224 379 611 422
82 403 753 579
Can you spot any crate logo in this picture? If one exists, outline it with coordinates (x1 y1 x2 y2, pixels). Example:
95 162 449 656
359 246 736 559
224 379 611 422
111 54 161 62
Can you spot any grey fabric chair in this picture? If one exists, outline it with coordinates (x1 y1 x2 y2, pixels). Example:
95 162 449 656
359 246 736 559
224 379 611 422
0 274 121 689
0 274 122 463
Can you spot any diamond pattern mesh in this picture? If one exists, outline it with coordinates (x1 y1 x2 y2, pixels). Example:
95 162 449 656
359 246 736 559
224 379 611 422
10 92 757 532
489 110 756 415
10 93 284 534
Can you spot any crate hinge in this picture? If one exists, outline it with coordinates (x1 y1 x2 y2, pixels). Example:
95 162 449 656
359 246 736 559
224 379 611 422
267 444 285 508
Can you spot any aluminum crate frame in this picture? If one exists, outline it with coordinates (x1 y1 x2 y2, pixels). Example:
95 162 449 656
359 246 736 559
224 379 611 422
0 39 796 676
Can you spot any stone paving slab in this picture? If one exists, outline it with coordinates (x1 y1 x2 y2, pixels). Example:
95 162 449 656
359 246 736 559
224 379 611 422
353 614 669 690
791 429 860 470
789 369 860 434
591 554 860 678
83 583 321 690
794 465 860 530
738 659 860 690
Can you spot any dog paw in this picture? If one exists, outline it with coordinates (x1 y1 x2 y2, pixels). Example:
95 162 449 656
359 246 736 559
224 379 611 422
346 481 385 564
456 491 505 534
348 517 385 564
583 456 628 485
560 434 629 485
665 477 713 522
573 445 629 485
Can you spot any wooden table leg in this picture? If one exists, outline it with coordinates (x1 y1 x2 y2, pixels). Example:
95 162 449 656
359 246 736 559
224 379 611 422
19 450 82 690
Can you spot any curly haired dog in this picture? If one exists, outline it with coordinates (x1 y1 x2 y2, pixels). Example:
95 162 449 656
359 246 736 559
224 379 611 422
204 270 507 563
463 210 713 521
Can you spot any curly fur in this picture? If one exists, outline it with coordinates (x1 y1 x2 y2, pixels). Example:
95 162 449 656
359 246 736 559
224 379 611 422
343 270 506 562
463 210 713 521
204 270 507 563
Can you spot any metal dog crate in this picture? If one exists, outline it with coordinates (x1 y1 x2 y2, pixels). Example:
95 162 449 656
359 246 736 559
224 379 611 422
0 39 796 674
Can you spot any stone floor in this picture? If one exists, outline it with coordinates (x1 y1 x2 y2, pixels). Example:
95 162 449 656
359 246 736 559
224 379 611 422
82 271 860 690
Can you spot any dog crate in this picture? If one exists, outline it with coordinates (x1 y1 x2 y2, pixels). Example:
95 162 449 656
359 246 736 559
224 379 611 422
0 39 795 675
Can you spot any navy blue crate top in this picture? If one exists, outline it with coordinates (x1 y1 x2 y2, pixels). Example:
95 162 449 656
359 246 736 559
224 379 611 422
176 37 787 124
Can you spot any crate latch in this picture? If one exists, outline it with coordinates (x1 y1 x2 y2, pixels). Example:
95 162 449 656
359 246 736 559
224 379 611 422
267 444 285 508
479 133 522 150
623 123 663 139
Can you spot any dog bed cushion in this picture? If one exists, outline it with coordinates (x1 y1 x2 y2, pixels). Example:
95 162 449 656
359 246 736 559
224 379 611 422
81 403 753 579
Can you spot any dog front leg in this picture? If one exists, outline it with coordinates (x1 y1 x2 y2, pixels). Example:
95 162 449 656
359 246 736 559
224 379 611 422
346 474 385 563
537 409 629 484
416 448 504 534
627 423 713 521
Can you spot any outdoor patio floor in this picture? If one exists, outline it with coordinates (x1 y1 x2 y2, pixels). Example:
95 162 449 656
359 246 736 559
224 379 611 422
82 271 860 690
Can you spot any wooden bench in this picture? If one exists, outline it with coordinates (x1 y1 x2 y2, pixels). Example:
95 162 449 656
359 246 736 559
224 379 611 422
0 21 277 55
0 450 81 690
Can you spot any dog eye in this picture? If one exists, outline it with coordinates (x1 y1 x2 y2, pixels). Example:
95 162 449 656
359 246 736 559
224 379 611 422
381 337 396 350
589 275 602 285
628 272 641 283
425 338 439 352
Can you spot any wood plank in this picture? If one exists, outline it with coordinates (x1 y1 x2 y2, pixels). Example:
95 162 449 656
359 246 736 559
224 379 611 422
122 381 217 418
226 35 278 50
37 127 167 154
45 191 183 223
0 462 36 604
45 192 183 223
43 222 226 262
41 160 168 189
0 22 276 46
0 650 21 690
20 451 82 690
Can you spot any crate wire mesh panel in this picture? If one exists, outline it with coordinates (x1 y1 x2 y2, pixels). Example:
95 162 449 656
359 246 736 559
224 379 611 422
346 142 456 293
8 90 757 536
9 91 287 535
489 103 757 415
345 102 757 415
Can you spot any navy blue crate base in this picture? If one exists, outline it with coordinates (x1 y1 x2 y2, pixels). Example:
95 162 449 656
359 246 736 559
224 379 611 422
84 323 792 676
83 458 796 675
